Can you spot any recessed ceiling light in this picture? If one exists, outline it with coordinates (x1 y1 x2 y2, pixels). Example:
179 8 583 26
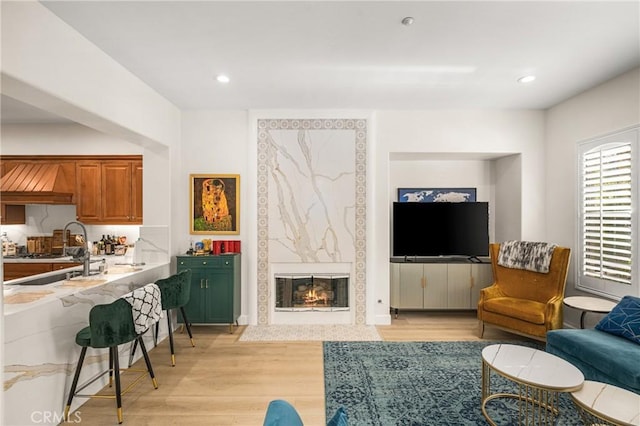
517 75 536 84
216 74 230 84
401 17 414 26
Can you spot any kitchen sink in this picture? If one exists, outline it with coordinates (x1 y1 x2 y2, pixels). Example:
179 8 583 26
12 270 103 286
13 272 70 286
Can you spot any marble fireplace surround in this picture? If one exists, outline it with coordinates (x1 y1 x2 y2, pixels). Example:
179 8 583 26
256 119 367 325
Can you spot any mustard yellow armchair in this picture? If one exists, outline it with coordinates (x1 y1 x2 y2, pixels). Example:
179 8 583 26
478 242 571 341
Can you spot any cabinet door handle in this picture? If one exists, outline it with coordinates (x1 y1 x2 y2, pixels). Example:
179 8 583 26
202 261 207 265
225 261 229 265
200 279 204 289
421 277 426 289
205 279 209 289
470 276 475 289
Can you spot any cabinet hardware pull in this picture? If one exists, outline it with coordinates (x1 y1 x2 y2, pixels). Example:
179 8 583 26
200 279 204 289
203 261 207 265
205 279 209 289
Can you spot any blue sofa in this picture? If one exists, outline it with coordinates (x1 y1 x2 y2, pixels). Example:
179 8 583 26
546 295 640 394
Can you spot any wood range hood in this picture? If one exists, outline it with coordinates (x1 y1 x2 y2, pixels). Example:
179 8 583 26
0 163 75 204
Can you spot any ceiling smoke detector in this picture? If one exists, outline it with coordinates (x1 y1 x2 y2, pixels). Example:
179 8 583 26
401 17 414 26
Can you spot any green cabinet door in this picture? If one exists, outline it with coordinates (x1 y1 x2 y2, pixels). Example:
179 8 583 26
182 266 208 323
204 268 232 323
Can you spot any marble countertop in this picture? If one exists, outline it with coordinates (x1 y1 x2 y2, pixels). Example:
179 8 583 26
3 261 170 316
3 255 108 263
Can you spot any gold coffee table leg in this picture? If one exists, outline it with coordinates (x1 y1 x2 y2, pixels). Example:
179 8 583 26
482 360 562 426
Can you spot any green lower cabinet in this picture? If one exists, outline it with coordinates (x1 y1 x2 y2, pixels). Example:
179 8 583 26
176 254 241 332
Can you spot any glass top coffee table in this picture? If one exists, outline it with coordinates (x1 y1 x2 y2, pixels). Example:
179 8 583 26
481 344 584 425
571 380 640 426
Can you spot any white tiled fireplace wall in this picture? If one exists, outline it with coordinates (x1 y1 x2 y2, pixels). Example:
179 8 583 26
256 119 367 325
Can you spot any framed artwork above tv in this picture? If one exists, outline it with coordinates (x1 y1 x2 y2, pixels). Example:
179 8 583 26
397 187 476 203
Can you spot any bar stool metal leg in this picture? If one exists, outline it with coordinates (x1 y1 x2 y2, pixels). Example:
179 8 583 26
112 346 123 424
167 313 176 366
138 336 159 388
128 339 138 368
109 348 114 387
64 346 87 421
180 306 195 347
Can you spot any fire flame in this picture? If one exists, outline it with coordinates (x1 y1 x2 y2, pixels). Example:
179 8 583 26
304 289 320 304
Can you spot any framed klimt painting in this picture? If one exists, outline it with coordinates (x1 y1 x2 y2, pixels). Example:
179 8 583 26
190 174 240 235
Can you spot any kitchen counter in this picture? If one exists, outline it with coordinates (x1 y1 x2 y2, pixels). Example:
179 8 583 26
3 260 170 425
2 256 82 263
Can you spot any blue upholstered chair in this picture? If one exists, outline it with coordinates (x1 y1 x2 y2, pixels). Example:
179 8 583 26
263 399 348 426
263 400 303 426
65 284 161 424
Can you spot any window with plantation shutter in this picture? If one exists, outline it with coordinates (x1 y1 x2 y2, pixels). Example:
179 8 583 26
577 127 638 299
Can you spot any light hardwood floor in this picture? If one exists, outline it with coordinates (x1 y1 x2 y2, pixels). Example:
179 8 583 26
65 311 528 425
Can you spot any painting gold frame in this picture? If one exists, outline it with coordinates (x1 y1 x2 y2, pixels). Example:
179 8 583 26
190 174 240 235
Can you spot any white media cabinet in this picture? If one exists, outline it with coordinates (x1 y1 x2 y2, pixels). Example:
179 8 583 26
390 257 493 316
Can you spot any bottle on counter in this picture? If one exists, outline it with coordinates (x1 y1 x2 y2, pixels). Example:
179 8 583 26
105 235 113 255
133 237 144 265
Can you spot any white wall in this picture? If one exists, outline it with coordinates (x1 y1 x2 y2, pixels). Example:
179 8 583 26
545 67 640 326
493 154 522 242
180 110 249 322
1 1 180 148
1 123 140 155
371 109 545 323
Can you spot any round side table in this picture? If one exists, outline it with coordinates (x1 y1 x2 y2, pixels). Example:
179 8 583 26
571 380 640 425
563 296 617 328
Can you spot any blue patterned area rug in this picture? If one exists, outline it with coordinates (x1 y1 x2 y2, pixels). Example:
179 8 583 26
324 341 583 426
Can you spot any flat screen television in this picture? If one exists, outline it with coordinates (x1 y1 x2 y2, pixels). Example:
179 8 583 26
392 201 489 258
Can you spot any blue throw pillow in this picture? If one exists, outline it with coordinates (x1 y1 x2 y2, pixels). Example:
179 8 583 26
327 407 348 426
595 295 640 344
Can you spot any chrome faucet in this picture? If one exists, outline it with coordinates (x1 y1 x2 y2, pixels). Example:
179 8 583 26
63 221 91 277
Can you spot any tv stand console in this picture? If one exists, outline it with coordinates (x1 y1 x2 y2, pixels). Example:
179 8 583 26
389 257 493 317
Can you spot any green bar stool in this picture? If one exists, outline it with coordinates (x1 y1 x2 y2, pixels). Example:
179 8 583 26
65 284 162 424
130 269 195 366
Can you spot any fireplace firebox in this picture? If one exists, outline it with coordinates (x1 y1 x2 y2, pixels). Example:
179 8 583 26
275 274 349 311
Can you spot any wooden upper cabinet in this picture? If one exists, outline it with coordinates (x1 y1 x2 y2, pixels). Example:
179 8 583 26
75 157 142 224
1 204 26 225
0 155 142 225
132 161 143 223
75 161 102 222
101 161 133 222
